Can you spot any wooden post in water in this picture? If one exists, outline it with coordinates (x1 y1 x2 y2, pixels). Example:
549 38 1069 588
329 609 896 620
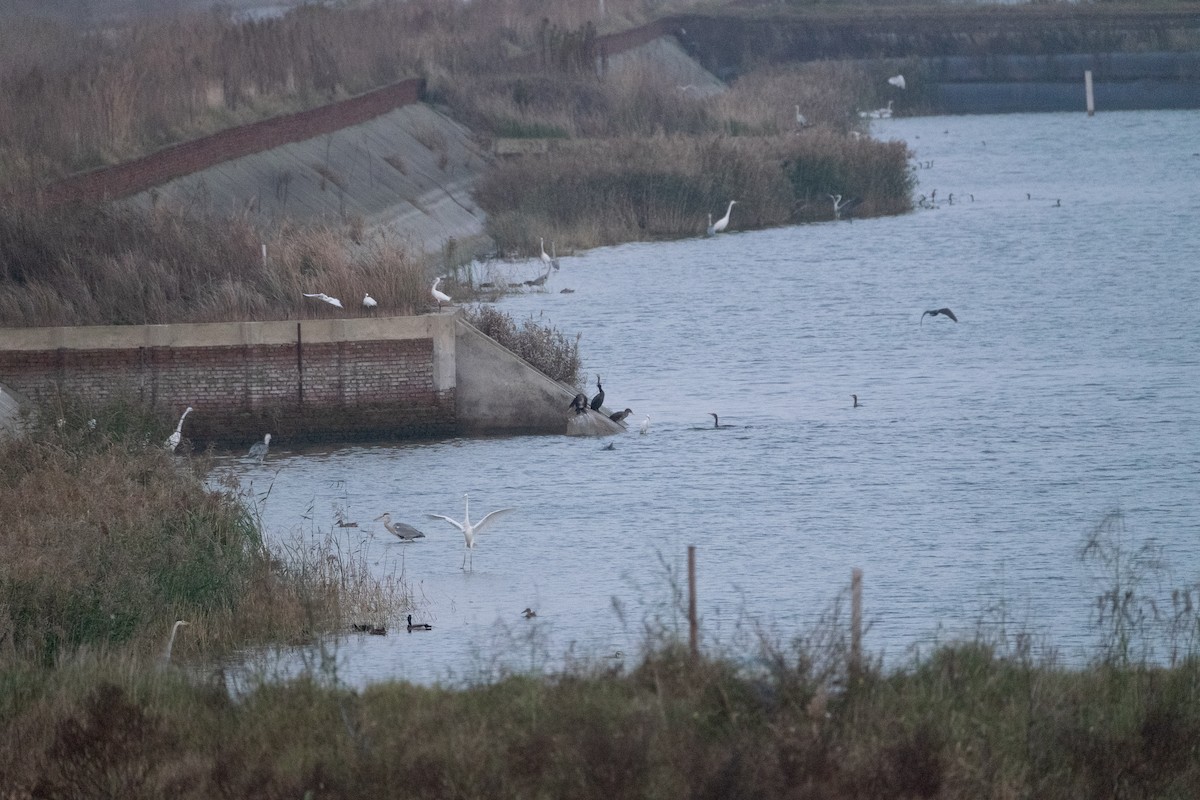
688 545 698 660
1085 70 1095 116
849 568 863 681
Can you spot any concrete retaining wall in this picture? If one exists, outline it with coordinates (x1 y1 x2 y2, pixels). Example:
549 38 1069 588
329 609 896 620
0 313 616 445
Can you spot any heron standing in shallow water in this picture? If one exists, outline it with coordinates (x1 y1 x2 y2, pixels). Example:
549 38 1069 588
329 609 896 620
427 493 515 571
160 619 189 666
710 200 737 234
248 433 271 462
374 513 426 542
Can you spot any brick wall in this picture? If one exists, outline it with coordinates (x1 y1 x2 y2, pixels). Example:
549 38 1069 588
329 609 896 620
40 78 425 206
0 317 457 445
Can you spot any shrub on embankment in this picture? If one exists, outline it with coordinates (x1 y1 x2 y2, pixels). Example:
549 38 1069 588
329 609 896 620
4 637 1200 796
0 395 407 668
0 202 429 327
477 131 912 251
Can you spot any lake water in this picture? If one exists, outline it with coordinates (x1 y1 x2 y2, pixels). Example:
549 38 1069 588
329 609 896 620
227 110 1200 687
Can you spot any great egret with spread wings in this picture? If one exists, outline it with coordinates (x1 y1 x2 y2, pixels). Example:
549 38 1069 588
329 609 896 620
427 493 515 571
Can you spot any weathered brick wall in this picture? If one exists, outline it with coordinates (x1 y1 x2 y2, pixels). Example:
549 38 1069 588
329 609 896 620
40 78 425 206
0 318 457 445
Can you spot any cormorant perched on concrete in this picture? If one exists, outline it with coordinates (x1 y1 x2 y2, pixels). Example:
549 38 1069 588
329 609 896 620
921 307 958 324
569 393 589 414
610 408 633 423
589 375 605 411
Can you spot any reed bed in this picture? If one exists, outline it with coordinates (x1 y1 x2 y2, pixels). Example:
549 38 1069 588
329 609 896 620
477 131 913 252
464 305 583 387
0 396 411 670
0 202 430 327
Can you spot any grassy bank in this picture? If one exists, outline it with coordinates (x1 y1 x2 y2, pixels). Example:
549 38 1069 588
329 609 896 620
4 629 1200 796
0 396 409 667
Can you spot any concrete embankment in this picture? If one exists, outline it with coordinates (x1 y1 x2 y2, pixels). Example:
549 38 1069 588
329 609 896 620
0 314 621 445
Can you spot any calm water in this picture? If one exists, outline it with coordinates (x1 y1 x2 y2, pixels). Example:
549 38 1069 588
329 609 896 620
227 110 1200 687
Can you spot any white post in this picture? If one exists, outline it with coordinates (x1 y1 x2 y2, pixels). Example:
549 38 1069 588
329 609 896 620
1084 70 1095 116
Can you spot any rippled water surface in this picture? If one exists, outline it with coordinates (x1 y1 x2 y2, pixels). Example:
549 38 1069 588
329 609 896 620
229 111 1200 686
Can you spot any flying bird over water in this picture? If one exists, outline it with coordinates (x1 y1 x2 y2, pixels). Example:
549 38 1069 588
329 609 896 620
427 493 515 571
921 307 958 324
303 292 344 309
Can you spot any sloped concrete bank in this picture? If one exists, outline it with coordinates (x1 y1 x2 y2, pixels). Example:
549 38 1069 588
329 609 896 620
0 314 620 446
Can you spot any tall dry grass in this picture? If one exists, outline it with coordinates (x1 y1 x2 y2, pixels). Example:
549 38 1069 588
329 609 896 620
477 131 912 251
0 202 430 326
0 394 411 671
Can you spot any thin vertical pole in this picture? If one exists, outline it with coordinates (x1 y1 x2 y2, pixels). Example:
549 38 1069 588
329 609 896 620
850 568 863 681
688 545 698 660
1084 70 1095 116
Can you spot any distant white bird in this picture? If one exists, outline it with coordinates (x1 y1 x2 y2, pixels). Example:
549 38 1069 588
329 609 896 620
248 433 271 462
164 406 194 452
374 512 426 542
639 415 650 435
705 212 715 237
160 619 189 666
888 74 906 90
794 104 810 128
427 493 515 571
711 200 737 234
303 292 344 309
829 194 862 220
431 277 451 309
362 293 378 310
859 100 894 120
540 237 555 270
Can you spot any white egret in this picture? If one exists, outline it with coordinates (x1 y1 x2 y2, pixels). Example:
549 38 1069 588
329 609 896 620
427 493 515 571
407 614 432 632
539 237 554 269
888 74 906 90
160 619 190 666
522 607 537 619
431 277 451 309
303 292 344 309
639 415 650 435
711 200 737 234
373 512 426 542
589 374 605 411
248 433 271 461
164 406 194 452
859 100 893 119
363 293 378 310
794 105 810 128
828 194 861 220
921 307 958 324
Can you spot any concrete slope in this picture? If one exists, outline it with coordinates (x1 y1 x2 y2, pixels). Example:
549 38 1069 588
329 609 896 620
128 103 492 259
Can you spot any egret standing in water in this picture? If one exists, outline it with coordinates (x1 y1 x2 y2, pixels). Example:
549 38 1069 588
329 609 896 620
164 406 193 452
248 433 271 462
639 415 650 434
160 619 189 666
431 277 451 309
711 200 737 234
374 513 426 542
427 493 515 571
